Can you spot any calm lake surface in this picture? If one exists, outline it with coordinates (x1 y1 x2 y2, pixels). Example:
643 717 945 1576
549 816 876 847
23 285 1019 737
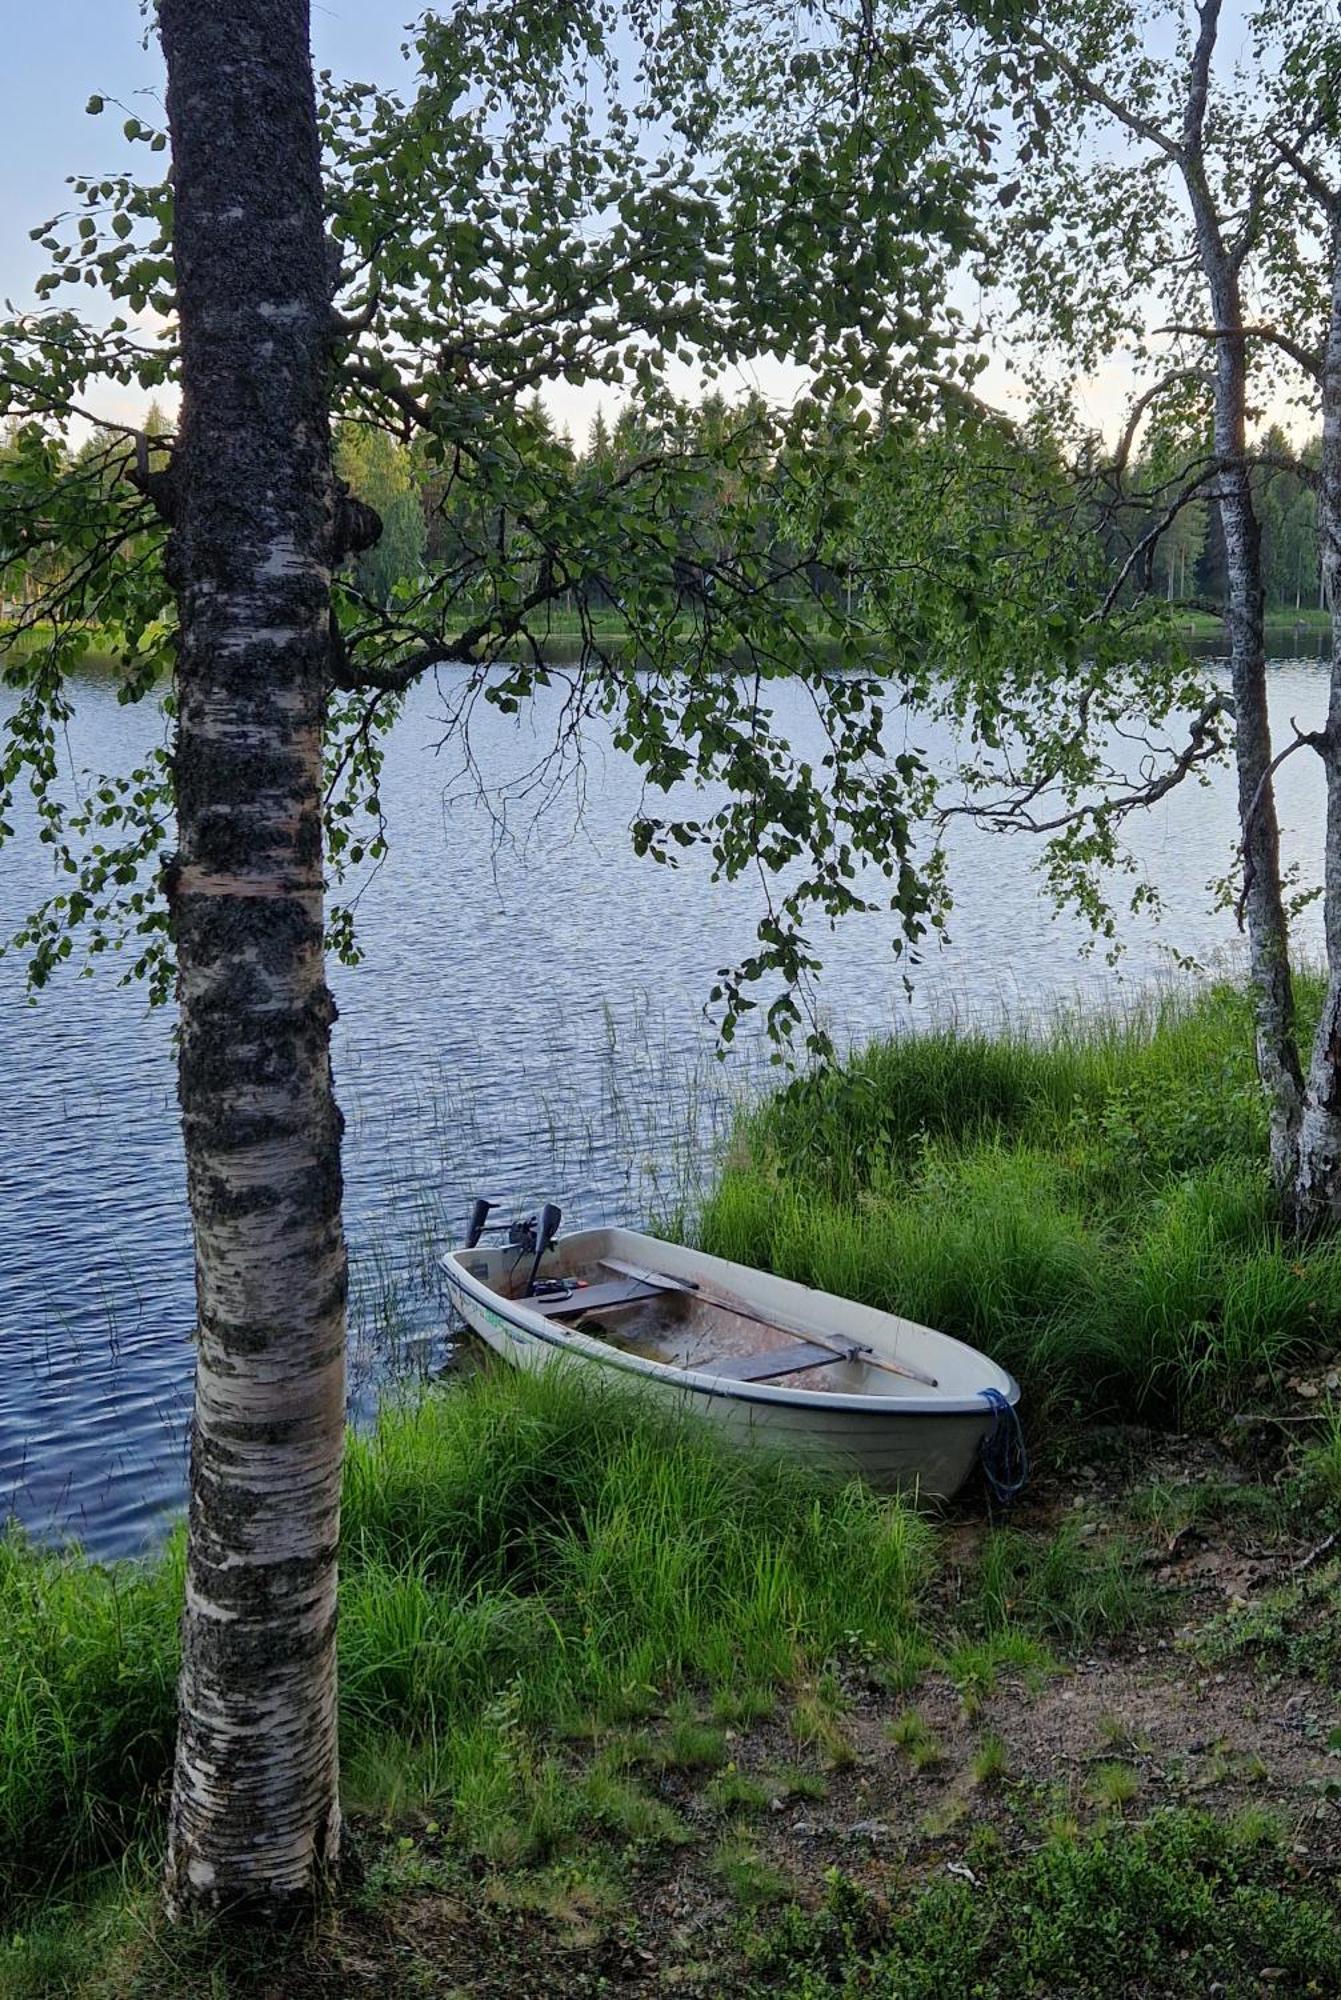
0 655 1331 1555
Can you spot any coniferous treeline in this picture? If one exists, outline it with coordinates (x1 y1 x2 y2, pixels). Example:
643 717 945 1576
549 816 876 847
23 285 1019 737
1 397 1323 623
332 396 1325 619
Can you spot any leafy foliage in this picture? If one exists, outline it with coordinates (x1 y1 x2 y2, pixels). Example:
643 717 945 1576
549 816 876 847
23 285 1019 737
1 0 1227 1055
0 0 994 1054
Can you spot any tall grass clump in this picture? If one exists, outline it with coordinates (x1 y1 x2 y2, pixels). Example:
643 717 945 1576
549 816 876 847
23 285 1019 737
338 1366 933 1852
0 1531 183 1909
3 1367 933 1902
339 1365 933 1757
697 979 1341 1426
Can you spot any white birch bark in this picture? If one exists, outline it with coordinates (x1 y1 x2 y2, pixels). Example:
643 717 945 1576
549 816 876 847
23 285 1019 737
1180 1 1304 1199
158 0 350 1914
1294 212 1341 1230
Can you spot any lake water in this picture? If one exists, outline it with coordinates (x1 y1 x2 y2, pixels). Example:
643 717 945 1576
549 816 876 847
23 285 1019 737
0 655 1331 1556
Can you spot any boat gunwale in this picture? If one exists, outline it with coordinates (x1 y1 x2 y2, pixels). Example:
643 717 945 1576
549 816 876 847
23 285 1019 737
441 1236 1020 1419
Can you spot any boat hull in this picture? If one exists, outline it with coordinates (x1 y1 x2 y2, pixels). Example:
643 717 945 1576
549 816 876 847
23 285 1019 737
443 1227 1018 1500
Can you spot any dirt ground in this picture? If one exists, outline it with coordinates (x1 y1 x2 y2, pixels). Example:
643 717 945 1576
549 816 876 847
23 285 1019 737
236 1424 1339 1999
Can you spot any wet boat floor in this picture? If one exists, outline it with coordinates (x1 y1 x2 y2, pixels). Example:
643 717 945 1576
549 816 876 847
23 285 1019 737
515 1276 867 1394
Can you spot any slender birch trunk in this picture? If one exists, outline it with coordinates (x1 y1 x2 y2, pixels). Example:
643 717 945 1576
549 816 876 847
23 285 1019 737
1207 328 1305 1198
1182 81 1305 1202
998 0 1317 1220
159 0 349 1914
1295 213 1341 1232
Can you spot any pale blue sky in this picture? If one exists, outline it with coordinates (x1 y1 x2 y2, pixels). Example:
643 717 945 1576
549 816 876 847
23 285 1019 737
0 0 793 438
1 3 415 304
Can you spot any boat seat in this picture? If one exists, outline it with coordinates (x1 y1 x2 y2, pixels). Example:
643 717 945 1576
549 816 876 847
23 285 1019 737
699 1340 841 1383
521 1278 665 1318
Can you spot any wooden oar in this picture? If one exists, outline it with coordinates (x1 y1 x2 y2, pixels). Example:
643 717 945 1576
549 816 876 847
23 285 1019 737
600 1257 939 1389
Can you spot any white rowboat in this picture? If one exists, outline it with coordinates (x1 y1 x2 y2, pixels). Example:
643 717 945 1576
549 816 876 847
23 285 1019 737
442 1223 1021 1499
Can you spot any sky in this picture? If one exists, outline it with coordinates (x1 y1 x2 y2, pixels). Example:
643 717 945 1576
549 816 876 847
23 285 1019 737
3 1 785 441
0 2 1300 448
1 4 421 299
2 2 847 443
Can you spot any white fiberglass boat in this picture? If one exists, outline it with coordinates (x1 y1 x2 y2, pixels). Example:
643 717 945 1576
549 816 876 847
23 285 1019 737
442 1205 1023 1500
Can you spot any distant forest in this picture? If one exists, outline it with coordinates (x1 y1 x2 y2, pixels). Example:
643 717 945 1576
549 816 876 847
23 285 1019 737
2 397 1323 624
1121 423 1320 614
334 397 1324 619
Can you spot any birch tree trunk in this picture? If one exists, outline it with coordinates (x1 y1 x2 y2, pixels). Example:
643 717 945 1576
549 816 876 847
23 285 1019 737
1204 312 1305 1197
159 0 349 1914
1180 25 1305 1201
1295 214 1341 1232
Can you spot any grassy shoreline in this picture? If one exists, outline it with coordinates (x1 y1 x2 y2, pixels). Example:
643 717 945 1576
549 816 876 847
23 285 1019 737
4 605 1332 681
696 979 1341 1430
4 980 1341 1994
1180 605 1332 638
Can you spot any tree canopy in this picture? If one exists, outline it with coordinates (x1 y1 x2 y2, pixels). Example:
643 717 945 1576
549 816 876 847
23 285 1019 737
0 0 1004 1055
3 0 1338 1058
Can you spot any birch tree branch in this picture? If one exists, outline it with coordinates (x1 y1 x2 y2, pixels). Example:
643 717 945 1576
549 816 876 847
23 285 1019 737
939 695 1232 838
1235 721 1333 927
1272 134 1341 218
1183 0 1222 162
1112 368 1212 475
1154 320 1323 381
1019 27 1182 159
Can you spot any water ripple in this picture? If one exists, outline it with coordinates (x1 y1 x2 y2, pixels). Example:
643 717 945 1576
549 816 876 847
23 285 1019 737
0 661 1328 1554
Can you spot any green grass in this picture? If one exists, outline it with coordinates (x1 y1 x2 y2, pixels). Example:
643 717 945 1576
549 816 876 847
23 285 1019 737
0 1365 933 1913
789 1704 856 1771
712 1835 794 1907
1088 1761 1142 1812
1301 1402 1341 1512
338 1367 931 1732
969 1732 1009 1787
966 1519 1158 1644
1125 1474 1290 1543
703 1768 774 1814
884 1707 940 1763
1197 1558 1341 1687
653 1701 728 1772
8 976 1341 1979
0 1533 183 1902
0 1868 152 2000
743 1810 1341 1997
696 978 1341 1427
8 987 1276 1913
1180 605 1331 638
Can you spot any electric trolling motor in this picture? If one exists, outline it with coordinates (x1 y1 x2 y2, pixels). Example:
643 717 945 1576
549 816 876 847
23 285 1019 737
463 1197 564 1295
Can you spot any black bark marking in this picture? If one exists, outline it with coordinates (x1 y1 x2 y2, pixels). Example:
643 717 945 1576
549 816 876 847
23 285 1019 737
333 483 383 560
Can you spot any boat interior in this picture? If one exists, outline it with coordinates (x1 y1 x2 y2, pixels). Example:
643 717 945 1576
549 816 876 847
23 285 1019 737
454 1210 937 1400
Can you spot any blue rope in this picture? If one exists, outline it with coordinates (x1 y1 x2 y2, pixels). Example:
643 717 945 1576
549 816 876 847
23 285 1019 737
978 1387 1028 1505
